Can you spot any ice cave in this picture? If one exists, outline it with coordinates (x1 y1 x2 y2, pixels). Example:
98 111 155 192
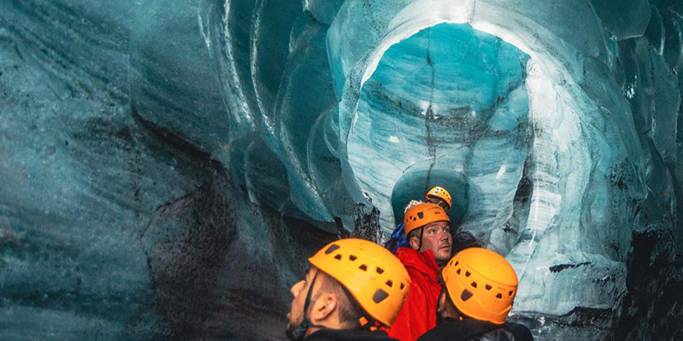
1 0 682 339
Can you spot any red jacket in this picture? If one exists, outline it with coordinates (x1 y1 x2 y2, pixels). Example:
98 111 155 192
387 247 442 341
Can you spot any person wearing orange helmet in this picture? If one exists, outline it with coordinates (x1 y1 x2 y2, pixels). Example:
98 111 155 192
423 186 480 255
424 186 452 210
385 186 478 255
286 238 411 340
419 248 533 341
385 186 452 253
386 202 453 341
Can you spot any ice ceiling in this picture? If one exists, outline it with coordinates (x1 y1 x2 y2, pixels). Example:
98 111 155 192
1 0 682 339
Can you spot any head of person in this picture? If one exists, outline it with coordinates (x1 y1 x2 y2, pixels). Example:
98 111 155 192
438 248 519 325
425 186 453 210
403 202 453 264
286 238 410 339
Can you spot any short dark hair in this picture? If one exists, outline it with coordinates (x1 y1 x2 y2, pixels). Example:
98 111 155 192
437 281 468 321
316 271 366 328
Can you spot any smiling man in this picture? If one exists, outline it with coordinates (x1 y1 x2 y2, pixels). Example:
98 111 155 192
387 202 453 341
286 238 411 341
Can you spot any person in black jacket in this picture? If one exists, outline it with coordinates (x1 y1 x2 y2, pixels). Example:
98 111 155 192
419 248 533 341
286 238 411 341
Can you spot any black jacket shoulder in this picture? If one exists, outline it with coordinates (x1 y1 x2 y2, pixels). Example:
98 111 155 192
419 319 533 341
471 323 533 341
305 328 396 341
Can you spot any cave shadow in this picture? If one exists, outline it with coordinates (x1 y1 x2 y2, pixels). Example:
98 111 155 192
390 167 478 230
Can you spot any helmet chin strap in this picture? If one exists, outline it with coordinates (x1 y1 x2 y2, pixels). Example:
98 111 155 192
418 227 425 251
436 287 446 325
287 272 323 340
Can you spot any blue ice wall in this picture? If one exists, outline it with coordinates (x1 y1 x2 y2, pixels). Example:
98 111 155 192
1 0 682 339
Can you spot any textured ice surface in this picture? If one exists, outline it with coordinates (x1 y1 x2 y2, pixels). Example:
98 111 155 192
1 0 682 339
330 0 648 323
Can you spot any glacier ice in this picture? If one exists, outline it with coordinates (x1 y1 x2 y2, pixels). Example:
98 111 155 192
1 0 682 340
329 0 644 323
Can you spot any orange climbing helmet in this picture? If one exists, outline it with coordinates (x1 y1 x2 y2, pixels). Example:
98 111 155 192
308 238 411 326
425 186 453 208
403 202 450 236
441 247 519 325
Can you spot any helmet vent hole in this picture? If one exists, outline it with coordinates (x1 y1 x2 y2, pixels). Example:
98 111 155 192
373 289 389 304
325 245 340 254
485 284 492 291
454 261 459 266
465 271 471 277
461 289 473 301
471 282 477 288
359 264 368 271
334 254 342 260
509 290 514 296
456 269 461 275
496 293 503 299
349 255 357 261
417 212 424 219
376 267 384 274
385 280 393 287
400 283 405 290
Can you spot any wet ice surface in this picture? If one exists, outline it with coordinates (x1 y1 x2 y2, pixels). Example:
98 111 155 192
1 0 682 339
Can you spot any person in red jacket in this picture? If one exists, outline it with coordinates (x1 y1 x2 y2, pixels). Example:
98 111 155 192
384 186 453 253
387 202 453 341
385 186 479 255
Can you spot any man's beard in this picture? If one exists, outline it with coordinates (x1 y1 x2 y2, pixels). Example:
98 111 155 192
286 318 310 341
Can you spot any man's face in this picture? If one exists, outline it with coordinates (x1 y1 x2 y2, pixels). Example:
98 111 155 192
287 268 317 331
417 221 452 263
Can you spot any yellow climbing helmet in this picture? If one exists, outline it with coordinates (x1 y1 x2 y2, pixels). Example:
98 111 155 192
403 202 450 236
425 186 453 208
441 248 519 325
308 238 411 326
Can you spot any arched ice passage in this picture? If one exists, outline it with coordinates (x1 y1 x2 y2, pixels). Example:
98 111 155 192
349 23 531 253
330 1 644 320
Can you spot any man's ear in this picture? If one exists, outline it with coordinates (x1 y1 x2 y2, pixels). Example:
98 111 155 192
308 293 338 325
437 291 447 314
409 234 420 250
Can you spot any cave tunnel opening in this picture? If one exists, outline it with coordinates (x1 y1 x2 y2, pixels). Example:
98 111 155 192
390 167 470 227
349 22 532 249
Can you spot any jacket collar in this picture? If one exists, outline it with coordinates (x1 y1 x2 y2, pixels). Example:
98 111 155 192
395 247 440 279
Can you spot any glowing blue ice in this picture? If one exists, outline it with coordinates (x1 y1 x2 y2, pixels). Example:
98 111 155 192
1 0 682 339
